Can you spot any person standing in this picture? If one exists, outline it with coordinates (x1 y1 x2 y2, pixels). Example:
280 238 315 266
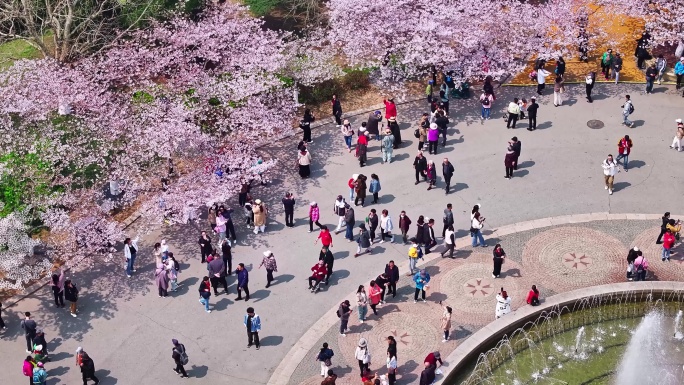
536 67 551 95
367 209 379 244
319 247 335 285
511 137 522 170
369 174 381 204
435 111 449 147
368 281 382 316
79 352 100 385
555 56 566 77
413 151 428 185
332 94 342 126
441 225 456 258
356 285 369 322
506 98 520 129
235 263 250 301
585 72 596 103
221 238 232 276
612 53 623 84
671 119 684 151
0 302 6 330
656 54 667 84
23 355 35 385
602 154 620 195
354 338 371 377
427 123 439 155
282 193 295 227
553 75 564 106
675 57 684 90
479 91 494 120
379 209 394 243
355 224 372 257
300 116 312 144
442 204 454 238
426 80 434 103
384 97 398 124
426 160 437 190
398 211 412 245
172 339 190 378
408 242 422 276
385 260 399 299
375 272 389 304
334 195 347 233
124 236 139 276
504 145 516 179
252 199 267 234
601 49 613 79
244 307 261 350
32 362 48 385
298 148 312 179
525 96 539 130
386 335 398 361
198 276 212 313
367 111 382 141
166 253 181 292
309 202 323 233
645 63 657 94
344 204 356 242
258 251 278 288
621 95 635 128
338 300 352 336
155 263 170 298
413 269 431 303
442 158 454 194
49 268 66 308
64 279 79 317
495 289 512 319
341 120 354 153
663 229 675 261
198 232 212 264
415 215 426 249
492 244 506 278
316 343 335 378
381 128 394 163
424 218 436 254
471 212 486 247
208 255 228 295
441 304 453 342
356 132 368 167
656 212 671 244
616 135 633 172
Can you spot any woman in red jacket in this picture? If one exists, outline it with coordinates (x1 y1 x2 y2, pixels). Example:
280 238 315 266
663 229 675 261
616 135 633 171
384 97 397 123
526 285 540 306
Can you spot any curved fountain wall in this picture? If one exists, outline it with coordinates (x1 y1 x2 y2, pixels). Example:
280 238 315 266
439 281 684 385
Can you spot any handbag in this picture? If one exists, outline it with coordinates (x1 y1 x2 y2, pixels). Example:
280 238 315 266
324 358 332 366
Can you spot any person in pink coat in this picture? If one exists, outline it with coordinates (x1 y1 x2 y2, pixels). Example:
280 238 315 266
309 202 323 233
369 280 383 316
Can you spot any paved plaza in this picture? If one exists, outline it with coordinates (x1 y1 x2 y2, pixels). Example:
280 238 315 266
1 83 684 385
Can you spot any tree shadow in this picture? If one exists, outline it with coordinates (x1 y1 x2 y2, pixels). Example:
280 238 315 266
536 121 553 130
517 160 535 169
188 365 209 378
259 335 283 347
612 182 631 192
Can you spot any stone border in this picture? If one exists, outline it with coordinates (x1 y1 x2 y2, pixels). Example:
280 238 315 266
267 212 684 385
437 280 684 384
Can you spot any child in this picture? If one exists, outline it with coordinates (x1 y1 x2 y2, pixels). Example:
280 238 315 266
518 98 527 119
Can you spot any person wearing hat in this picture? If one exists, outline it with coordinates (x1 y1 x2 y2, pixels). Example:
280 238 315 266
258 251 278 288
355 223 372 257
33 343 47 365
381 127 394 163
424 351 443 369
354 337 371 377
341 119 354 152
495 288 512 319
366 110 382 140
32 361 48 385
526 96 539 130
252 199 267 234
671 119 684 151
172 339 190 377
413 269 431 303
427 123 439 155
309 201 323 233
33 329 49 360
675 57 684 90
388 116 402 149
79 351 100 384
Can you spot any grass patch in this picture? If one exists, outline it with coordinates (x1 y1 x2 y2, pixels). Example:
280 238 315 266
0 39 43 69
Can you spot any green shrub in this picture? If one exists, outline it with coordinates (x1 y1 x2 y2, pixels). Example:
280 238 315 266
244 0 283 16
341 69 370 90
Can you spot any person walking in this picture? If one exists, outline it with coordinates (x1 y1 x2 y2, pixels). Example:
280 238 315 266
334 195 347 233
172 339 190 378
332 94 342 126
675 57 684 90
319 246 335 285
426 160 437 190
385 260 399 299
398 211 412 245
408 242 422 276
504 145 516 179
663 229 676 262
49 268 66 308
655 54 667 84
381 128 394 163
553 75 564 106
379 209 394 243
356 285 369 322
602 154 620 195
244 307 261 350
337 300 352 336
506 98 520 129
221 238 232 276
259 251 278 288
155 263 170 298
369 174 381 204
441 225 456 258
300 110 313 144
511 137 522 170
341 120 354 153
124 236 139 275
413 151 428 184
197 232 212 264
536 67 551 95
252 199 268 234
166 254 181 292
354 338 371 377
316 225 333 250
442 204 454 238
282 192 295 227
79 352 100 385
344 204 356 242
64 279 79 317
413 269 431 303
585 72 596 103
417 113 429 150
427 123 439 155
442 158 454 194
424 218 436 254
601 49 613 79
322 369 337 385
471 212 486 247
612 53 623 83
198 276 212 313
309 201 323 233
316 343 335 377
355 224 372 257
356 132 369 167
368 280 382 316
656 212 671 244
426 80 434 103
480 91 494 120
441 304 453 342
492 244 506 278
235 263 250 301
495 289 512 319
621 95 635 128
671 119 684 151
645 63 657 94
616 135 633 171
23 355 35 385
32 362 48 385
367 209 379 244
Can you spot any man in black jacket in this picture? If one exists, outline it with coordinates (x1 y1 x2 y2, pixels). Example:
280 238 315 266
424 219 436 254
511 137 522 170
319 247 335 285
435 111 449 146
384 261 400 299
172 339 190 378
442 158 455 194
374 272 389 303
413 152 428 184
282 192 296 227
198 231 212 263
419 362 436 385
527 97 539 131
332 94 343 126
20 312 37 353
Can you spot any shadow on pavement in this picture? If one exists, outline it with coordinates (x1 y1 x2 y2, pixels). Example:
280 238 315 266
259 335 283 347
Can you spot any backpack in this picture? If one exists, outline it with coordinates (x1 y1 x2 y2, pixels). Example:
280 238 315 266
173 259 180 272
336 308 341 318
414 128 420 138
482 96 490 106
175 345 189 365
628 103 634 114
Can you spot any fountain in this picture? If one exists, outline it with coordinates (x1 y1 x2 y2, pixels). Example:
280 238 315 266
445 283 684 385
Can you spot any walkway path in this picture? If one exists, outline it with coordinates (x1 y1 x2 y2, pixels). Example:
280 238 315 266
1 83 683 385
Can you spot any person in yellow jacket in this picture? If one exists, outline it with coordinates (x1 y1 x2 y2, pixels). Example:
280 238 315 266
407 243 423 276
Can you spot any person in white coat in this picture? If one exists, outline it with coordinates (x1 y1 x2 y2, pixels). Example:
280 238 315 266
602 154 620 195
671 119 683 151
495 289 512 319
124 236 139 278
355 338 371 377
536 68 551 95
380 209 394 243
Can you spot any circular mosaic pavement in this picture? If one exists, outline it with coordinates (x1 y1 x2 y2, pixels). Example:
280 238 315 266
521 227 626 292
630 226 684 281
428 252 529 326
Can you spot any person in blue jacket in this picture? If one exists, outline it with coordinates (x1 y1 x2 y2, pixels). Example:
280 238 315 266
236 263 250 301
244 307 261 350
413 269 431 303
